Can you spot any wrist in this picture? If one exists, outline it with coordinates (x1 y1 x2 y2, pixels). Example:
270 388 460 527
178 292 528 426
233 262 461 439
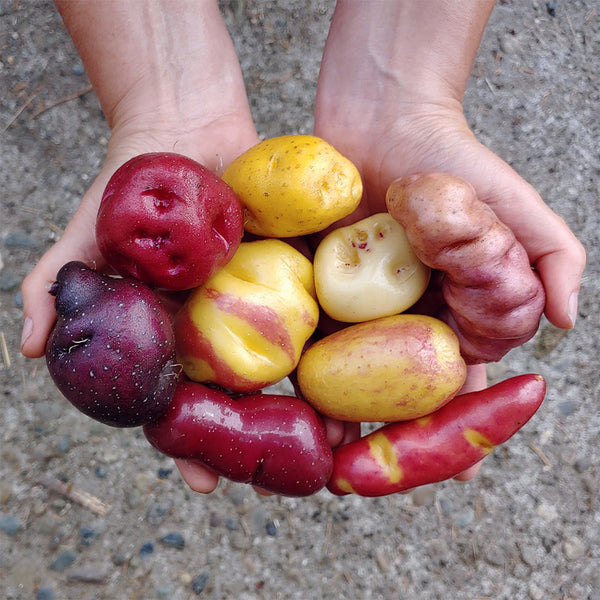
318 0 494 107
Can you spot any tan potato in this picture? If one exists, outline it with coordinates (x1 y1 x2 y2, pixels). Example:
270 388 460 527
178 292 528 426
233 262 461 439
296 314 467 422
221 135 362 237
385 171 545 363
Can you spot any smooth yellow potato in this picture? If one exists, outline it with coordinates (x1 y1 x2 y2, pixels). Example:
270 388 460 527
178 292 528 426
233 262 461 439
296 314 467 422
313 213 430 322
221 135 362 237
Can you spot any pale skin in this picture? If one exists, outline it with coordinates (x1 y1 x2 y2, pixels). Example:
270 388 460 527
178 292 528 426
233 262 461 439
21 0 586 494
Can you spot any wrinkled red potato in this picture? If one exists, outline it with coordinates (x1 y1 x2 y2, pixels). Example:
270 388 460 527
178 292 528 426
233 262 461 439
386 171 545 363
96 152 244 291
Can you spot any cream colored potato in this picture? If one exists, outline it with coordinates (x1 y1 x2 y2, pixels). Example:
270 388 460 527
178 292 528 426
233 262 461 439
314 213 430 322
296 314 467 422
221 135 362 237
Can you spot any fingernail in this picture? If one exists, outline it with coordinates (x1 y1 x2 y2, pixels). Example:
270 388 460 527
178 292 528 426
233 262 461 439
21 316 33 350
568 291 579 328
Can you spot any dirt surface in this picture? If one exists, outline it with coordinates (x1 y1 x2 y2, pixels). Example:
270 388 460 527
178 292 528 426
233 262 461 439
1 1 599 599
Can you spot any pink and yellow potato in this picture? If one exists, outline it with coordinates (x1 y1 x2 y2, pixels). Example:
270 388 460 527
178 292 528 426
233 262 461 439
174 239 319 393
296 314 467 423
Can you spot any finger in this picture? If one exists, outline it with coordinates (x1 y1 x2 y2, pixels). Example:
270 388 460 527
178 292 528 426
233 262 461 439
456 145 585 330
174 459 219 494
453 364 486 482
453 460 483 482
20 167 114 358
20 227 105 358
459 364 487 395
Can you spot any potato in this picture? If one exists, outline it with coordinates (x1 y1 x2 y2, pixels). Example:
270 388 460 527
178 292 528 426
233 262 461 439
96 152 244 291
385 171 545 363
45 261 178 427
174 239 319 392
221 135 363 237
296 314 467 422
143 381 333 497
313 213 430 322
327 374 546 496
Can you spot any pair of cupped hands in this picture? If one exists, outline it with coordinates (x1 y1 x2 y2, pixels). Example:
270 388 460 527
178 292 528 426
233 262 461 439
20 48 585 498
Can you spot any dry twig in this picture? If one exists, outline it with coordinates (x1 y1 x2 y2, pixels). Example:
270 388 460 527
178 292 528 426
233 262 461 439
31 84 93 119
37 473 111 515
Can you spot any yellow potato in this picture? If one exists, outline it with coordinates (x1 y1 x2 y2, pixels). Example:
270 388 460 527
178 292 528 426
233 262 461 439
221 135 363 237
296 314 467 422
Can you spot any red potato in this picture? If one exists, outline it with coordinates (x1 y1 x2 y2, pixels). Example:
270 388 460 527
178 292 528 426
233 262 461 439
143 381 333 497
327 374 546 497
385 172 546 363
96 152 244 291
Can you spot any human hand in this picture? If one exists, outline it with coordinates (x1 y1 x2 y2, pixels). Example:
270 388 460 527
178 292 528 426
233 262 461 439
19 0 266 495
312 0 585 485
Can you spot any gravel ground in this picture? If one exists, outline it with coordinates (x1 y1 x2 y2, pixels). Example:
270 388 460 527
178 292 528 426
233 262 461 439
1 1 599 599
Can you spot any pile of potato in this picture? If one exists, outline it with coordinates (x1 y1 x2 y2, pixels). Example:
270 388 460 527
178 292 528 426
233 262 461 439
45 135 546 497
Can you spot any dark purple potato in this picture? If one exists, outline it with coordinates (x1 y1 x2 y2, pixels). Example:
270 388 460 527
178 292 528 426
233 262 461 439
46 261 179 427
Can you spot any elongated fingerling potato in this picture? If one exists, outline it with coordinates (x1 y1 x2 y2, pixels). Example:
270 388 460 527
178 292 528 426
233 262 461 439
327 374 546 496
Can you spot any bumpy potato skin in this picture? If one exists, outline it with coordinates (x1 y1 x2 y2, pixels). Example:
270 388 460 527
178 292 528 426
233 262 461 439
143 381 333 497
386 171 546 363
327 374 546 496
96 152 244 291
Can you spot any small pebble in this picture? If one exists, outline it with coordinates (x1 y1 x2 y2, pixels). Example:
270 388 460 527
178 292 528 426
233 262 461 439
250 506 267 532
58 435 70 453
437 497 453 516
139 541 154 559
558 400 575 416
411 485 435 507
146 501 172 526
3 231 38 248
36 588 55 600
563 537 586 561
71 62 85 75
0 270 20 291
192 573 210 594
14 290 23 308
454 509 475 528
160 532 185 550
94 465 108 478
79 524 101 547
156 584 176 599
66 566 107 584
112 552 129 567
0 482 14 503
529 582 545 600
0 513 24 534
265 521 277 536
49 549 77 571
157 467 173 479
124 488 143 509
225 516 238 531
